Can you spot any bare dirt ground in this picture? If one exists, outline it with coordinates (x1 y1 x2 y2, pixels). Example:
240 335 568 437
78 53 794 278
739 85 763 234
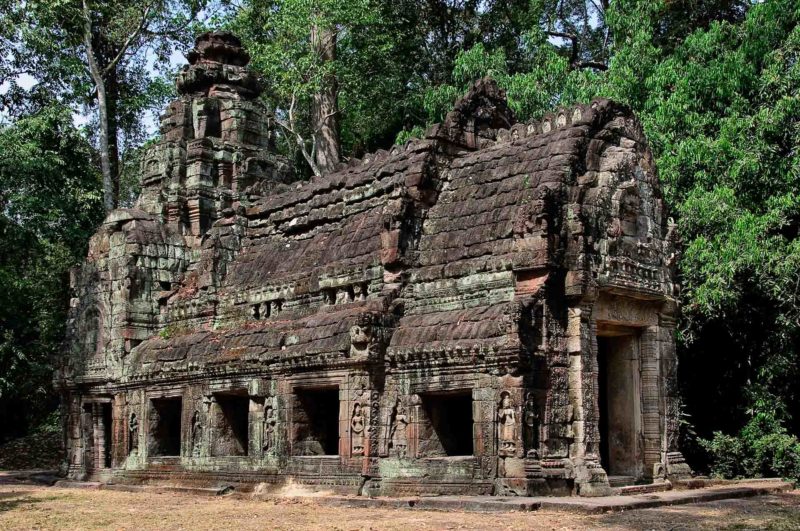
0 486 799 531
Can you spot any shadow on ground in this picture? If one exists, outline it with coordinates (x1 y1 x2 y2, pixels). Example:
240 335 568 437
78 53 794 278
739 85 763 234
595 494 800 531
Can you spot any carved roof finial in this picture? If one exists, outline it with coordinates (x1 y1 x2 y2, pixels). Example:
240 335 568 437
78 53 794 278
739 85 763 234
425 77 516 149
176 31 260 98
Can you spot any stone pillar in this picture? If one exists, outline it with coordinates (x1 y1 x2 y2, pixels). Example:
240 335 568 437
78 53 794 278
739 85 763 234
80 403 93 474
112 395 126 468
408 394 421 459
66 394 84 477
640 326 662 478
568 305 612 496
249 394 264 458
658 313 692 480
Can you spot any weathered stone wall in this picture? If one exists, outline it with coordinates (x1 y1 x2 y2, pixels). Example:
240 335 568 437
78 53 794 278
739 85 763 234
57 32 690 496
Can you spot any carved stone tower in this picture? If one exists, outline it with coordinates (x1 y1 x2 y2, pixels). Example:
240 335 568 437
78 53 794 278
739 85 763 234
136 31 289 245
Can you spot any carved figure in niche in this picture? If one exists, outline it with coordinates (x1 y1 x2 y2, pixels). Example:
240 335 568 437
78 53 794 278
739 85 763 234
497 391 517 456
349 324 371 357
353 283 366 302
262 402 276 454
351 402 366 456
128 413 139 455
389 400 409 458
335 288 350 305
83 308 101 359
619 183 640 238
190 410 203 457
523 393 540 458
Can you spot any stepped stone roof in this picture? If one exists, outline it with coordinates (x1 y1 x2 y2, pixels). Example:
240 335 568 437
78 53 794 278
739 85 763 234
115 79 671 380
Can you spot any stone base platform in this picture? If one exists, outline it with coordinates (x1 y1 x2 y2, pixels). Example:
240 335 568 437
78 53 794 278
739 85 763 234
50 477 794 514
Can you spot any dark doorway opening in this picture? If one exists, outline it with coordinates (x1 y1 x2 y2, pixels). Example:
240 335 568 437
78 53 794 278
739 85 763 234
597 331 640 477
293 387 339 456
101 403 112 467
212 393 250 456
204 100 221 138
149 397 182 457
419 391 474 456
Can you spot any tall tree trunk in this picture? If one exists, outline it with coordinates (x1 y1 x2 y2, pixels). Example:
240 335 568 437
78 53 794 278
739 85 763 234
310 23 341 175
106 66 120 207
81 0 118 211
87 61 115 211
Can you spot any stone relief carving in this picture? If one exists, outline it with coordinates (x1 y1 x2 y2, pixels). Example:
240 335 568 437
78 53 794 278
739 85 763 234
190 410 203 457
389 399 409 458
128 413 139 455
350 402 366 456
349 324 371 357
353 283 367 301
523 393 540 458
262 399 276 454
498 391 517 457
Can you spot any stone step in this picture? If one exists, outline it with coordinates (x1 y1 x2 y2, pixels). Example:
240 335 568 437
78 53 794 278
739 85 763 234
103 483 235 497
617 481 672 496
54 479 101 489
607 475 636 488
46 477 795 515
0 470 61 486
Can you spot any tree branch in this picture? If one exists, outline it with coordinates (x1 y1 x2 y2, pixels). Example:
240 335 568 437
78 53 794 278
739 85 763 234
575 60 608 71
546 30 579 66
275 92 322 177
546 30 607 71
101 1 156 76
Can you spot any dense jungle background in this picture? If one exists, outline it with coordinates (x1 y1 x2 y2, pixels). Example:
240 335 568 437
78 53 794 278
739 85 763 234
0 0 798 479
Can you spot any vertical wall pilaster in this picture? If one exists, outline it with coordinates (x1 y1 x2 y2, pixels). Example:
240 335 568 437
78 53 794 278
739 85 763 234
111 394 125 468
640 326 662 476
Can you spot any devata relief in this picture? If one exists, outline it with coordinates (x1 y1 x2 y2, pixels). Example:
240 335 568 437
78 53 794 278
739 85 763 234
56 31 692 497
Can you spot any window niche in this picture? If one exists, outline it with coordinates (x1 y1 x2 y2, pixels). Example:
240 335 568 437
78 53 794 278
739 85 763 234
417 391 474 457
211 392 250 457
203 99 221 138
148 397 182 457
291 387 339 456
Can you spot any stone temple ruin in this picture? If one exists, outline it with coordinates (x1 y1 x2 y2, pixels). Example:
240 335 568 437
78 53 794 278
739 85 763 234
57 31 692 497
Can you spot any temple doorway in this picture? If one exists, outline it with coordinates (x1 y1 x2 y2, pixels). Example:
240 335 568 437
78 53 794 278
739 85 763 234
82 401 113 470
597 326 643 479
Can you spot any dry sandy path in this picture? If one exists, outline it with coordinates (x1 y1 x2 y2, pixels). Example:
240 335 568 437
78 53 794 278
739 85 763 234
1 485 799 530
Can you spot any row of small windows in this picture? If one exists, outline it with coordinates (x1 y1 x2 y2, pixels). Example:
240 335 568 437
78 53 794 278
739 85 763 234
249 284 369 320
250 299 283 320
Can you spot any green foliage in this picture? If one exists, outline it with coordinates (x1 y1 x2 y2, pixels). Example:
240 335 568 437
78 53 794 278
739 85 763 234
231 0 423 165
0 105 103 440
414 29 602 130
634 1 800 453
703 406 800 482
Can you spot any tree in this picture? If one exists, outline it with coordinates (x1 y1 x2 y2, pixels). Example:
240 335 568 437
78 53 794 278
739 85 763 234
2 0 210 211
232 0 386 176
638 0 800 438
0 105 103 440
